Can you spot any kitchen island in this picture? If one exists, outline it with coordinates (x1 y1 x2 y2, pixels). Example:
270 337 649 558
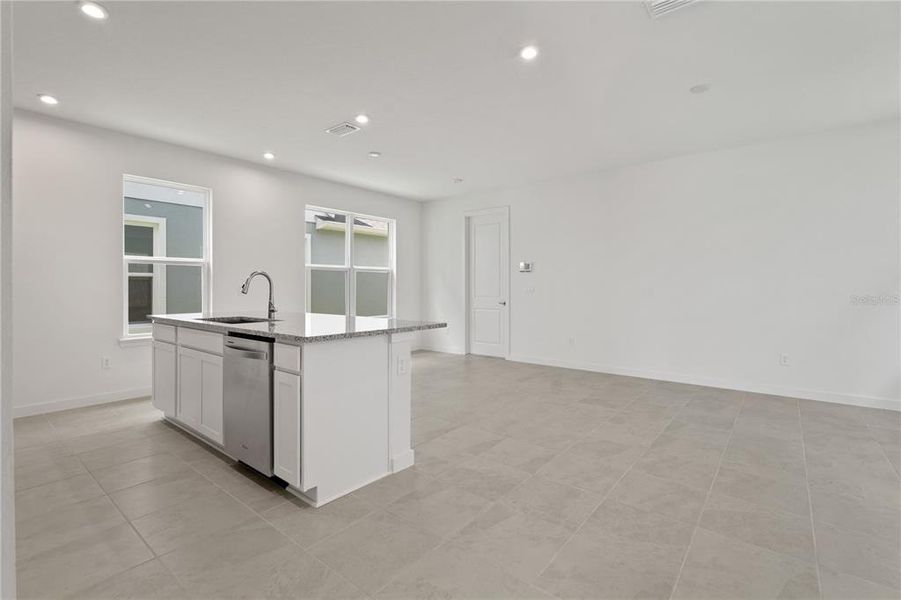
149 312 446 507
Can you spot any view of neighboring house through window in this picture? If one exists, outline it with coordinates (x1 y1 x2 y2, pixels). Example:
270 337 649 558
123 175 211 337
305 207 394 317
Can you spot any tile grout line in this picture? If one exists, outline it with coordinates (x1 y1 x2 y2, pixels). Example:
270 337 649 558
364 462 540 596
15 416 168 598
43 426 308 598
666 394 747 600
135 454 261 595
797 405 901 588
25 370 893 599
179 456 374 598
368 387 650 599
248 506 375 599
860 419 901 480
63 442 171 596
368 521 471 597
797 404 825 598
405 484 564 598
530 392 686 586
23 418 379 599
298 496 383 554
367 500 559 600
40 412 165 562
85 457 186 597
16 428 162 596
80 452 164 561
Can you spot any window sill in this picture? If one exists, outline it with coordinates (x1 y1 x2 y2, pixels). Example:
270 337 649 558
118 335 151 348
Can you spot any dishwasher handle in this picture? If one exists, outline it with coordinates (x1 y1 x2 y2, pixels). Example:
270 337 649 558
225 347 269 360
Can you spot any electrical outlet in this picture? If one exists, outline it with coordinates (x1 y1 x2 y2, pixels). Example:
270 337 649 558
779 353 790 367
101 356 111 370
567 337 575 346
397 357 408 375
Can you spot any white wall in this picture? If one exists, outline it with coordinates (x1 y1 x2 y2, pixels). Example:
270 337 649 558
421 120 901 410
12 111 422 415
0 2 16 594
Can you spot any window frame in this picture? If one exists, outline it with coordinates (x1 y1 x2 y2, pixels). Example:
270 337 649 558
121 174 213 341
124 214 168 324
304 205 395 318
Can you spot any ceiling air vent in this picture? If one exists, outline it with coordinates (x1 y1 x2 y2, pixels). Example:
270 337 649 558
325 122 361 137
645 0 700 19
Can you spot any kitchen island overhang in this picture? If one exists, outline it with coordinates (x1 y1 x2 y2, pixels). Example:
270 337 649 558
149 312 447 507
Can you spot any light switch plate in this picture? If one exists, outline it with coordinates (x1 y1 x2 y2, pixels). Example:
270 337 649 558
519 262 533 272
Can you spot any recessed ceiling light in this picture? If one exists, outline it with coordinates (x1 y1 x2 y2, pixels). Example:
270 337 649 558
689 83 711 94
519 45 539 61
37 94 59 105
144 203 152 208
176 190 185 195
453 178 464 184
79 1 108 20
263 152 275 160
355 114 370 125
368 151 381 158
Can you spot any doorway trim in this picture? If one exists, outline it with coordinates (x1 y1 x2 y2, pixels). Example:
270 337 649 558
463 206 510 358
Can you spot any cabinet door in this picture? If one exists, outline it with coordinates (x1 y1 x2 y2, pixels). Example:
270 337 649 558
273 369 301 488
198 352 224 444
177 348 202 430
152 341 177 417
177 347 224 445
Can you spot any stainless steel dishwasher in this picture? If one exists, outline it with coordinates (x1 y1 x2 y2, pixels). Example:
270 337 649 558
223 333 273 476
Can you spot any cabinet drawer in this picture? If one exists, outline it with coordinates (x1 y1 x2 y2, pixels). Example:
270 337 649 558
178 327 223 355
152 323 176 343
274 343 301 373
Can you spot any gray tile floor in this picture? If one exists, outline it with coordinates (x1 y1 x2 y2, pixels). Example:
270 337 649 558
13 351 901 599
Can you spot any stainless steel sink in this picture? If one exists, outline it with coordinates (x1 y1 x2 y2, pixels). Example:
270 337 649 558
197 316 277 324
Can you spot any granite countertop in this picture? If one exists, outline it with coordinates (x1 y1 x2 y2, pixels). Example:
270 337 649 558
149 312 447 345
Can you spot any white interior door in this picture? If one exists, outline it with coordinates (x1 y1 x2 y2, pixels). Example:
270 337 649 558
468 210 509 357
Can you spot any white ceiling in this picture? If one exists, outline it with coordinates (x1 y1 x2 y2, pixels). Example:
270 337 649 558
12 1 900 200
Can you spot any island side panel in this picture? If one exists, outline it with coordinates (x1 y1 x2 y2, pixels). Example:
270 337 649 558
301 335 390 505
388 332 414 472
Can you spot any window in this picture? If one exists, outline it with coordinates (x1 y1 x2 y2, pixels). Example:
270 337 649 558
122 175 211 337
305 207 394 317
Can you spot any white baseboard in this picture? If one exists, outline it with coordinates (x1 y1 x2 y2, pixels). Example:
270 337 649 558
391 449 415 472
507 353 900 412
14 387 152 418
289 470 391 508
416 344 465 355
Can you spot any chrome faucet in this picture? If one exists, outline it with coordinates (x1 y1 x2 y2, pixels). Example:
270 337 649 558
241 271 277 320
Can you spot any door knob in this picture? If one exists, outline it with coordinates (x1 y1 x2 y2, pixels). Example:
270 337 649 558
499 301 507 306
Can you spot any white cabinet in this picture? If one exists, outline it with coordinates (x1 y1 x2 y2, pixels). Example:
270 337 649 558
151 341 176 417
177 346 224 445
273 369 302 488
